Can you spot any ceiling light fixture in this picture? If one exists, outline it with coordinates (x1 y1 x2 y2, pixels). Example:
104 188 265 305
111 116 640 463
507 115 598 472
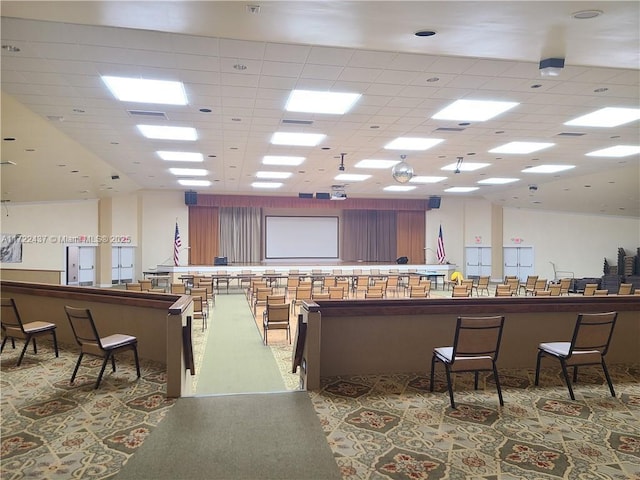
539 58 565 77
392 155 414 183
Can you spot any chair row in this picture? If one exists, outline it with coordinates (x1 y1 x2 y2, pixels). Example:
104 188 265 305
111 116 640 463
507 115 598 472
1 298 140 389
430 311 619 408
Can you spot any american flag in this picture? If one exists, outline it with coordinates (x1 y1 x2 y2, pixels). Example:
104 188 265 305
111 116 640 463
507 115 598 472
173 222 182 266
436 225 446 264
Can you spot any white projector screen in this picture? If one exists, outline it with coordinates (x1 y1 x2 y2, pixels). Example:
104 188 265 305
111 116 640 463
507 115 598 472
265 216 339 259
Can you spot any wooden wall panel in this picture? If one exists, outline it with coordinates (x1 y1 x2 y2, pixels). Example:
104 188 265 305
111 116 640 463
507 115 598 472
396 211 425 264
188 206 219 265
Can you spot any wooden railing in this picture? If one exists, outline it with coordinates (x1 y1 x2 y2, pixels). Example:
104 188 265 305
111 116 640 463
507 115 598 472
0 280 194 397
298 295 640 390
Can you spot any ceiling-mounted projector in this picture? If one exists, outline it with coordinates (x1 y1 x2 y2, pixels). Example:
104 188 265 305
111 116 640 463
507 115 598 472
331 191 347 200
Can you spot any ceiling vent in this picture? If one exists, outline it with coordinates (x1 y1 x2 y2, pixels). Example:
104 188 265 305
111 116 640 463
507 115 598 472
434 127 465 132
127 110 168 120
282 119 313 125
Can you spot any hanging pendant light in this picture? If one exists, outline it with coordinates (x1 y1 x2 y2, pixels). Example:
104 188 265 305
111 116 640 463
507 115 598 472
392 154 414 183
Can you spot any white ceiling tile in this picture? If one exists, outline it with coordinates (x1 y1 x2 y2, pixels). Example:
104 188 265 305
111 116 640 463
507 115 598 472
219 38 266 60
307 46 354 66
264 43 311 62
260 61 303 78
300 64 343 80
258 75 297 90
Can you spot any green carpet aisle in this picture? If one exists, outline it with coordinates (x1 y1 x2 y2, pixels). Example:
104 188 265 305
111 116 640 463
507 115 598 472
194 293 287 395
113 392 342 480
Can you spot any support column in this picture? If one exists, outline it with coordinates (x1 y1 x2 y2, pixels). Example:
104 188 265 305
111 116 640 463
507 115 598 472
491 203 503 281
97 198 113 287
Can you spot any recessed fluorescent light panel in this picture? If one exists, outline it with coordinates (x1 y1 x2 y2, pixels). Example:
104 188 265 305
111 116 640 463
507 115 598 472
410 176 448 184
262 155 305 166
384 137 444 151
169 168 207 176
157 151 203 162
564 107 640 127
383 185 417 192
477 177 519 185
441 162 490 172
522 165 575 173
102 76 188 105
432 99 519 121
178 179 211 187
355 159 400 169
335 174 371 182
489 142 554 154
586 145 640 157
138 125 197 141
251 182 283 189
285 90 361 114
256 171 292 179
270 132 325 146
444 187 479 193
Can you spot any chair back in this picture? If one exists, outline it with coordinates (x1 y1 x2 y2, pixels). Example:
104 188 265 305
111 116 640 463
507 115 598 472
452 285 470 297
568 312 617 360
618 283 633 295
1 298 25 332
313 292 330 300
265 303 290 323
365 290 384 299
460 279 474 291
171 283 186 294
328 286 345 299
190 287 208 302
583 283 598 296
534 290 551 296
266 294 285 305
559 278 572 294
64 306 103 353
477 276 490 288
409 286 427 298
548 284 562 296
506 278 519 294
139 280 152 291
593 289 609 296
294 285 312 302
524 275 538 288
495 285 512 296
126 283 142 291
450 315 505 372
192 295 204 313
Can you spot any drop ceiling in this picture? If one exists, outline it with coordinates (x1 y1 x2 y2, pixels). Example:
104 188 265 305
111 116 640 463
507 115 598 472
1 1 639 217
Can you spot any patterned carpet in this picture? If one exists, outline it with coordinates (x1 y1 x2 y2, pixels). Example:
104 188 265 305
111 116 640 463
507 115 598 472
2 294 640 479
308 365 640 479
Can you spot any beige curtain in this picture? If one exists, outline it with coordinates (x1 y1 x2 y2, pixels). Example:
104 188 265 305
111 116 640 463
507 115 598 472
342 210 396 262
219 207 261 264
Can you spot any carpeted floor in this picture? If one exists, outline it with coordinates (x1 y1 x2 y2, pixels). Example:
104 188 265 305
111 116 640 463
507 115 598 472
2 287 640 479
114 392 341 480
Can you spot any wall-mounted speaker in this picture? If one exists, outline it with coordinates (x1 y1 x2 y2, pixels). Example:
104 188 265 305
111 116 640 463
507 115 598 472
315 192 331 200
298 193 313 199
428 196 441 209
185 191 197 205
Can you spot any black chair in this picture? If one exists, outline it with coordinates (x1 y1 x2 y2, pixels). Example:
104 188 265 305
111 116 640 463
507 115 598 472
1 297 59 366
534 311 618 400
430 315 505 408
64 306 141 389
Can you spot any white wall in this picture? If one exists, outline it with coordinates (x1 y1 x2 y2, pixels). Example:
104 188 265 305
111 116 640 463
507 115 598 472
0 200 98 270
503 207 640 279
139 190 189 276
2 192 639 282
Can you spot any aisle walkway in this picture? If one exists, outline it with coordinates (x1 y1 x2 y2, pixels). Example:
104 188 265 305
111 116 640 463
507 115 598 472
194 293 289 395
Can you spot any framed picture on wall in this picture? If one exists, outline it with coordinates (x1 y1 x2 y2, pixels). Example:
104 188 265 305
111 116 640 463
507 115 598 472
1 234 22 263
